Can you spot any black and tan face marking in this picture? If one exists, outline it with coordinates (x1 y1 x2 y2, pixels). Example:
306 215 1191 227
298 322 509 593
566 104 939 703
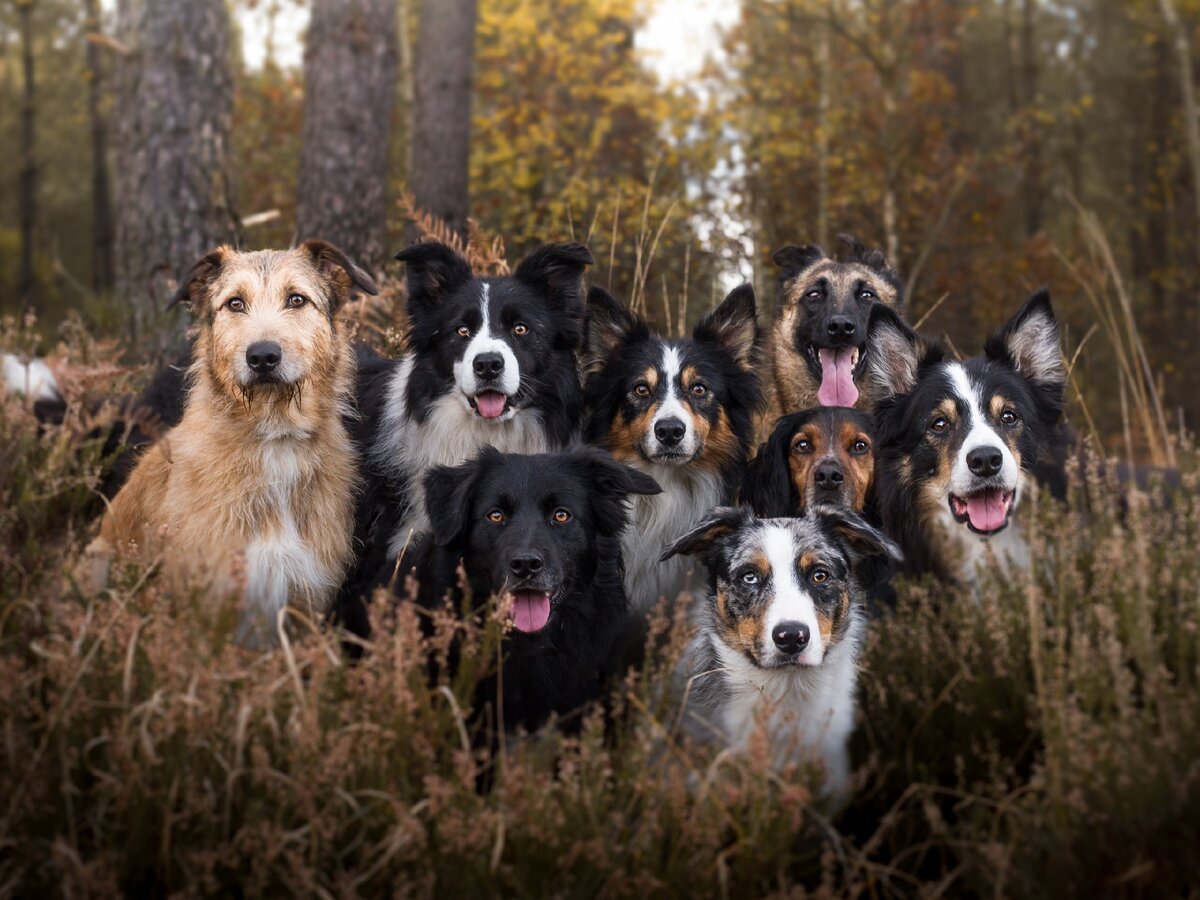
770 236 903 411
584 285 761 474
662 507 901 669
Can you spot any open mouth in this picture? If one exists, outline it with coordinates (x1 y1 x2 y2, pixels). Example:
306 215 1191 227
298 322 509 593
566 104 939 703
806 345 864 408
949 488 1014 535
507 589 553 633
468 390 511 420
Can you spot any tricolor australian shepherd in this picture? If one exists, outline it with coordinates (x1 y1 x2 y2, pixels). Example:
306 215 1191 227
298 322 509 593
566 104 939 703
768 235 904 414
663 505 901 801
357 241 593 559
365 447 660 734
82 241 375 646
583 284 761 615
864 292 1068 582
741 407 876 517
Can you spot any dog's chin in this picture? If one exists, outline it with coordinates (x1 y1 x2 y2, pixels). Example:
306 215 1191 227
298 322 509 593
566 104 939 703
758 650 825 670
641 444 698 466
505 587 558 634
948 486 1016 535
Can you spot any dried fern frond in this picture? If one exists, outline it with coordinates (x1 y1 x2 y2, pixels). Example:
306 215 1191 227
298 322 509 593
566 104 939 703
398 193 510 276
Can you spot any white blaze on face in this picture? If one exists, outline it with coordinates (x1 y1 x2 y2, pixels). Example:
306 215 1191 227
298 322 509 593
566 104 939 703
452 283 521 407
760 525 825 666
944 363 1019 496
644 344 699 460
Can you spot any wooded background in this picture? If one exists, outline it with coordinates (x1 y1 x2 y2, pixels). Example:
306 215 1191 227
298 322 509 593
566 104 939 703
1 0 1197 447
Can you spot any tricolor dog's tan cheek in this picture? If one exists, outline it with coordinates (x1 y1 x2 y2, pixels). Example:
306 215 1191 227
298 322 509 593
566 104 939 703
989 393 1025 463
837 422 875 511
786 428 821 501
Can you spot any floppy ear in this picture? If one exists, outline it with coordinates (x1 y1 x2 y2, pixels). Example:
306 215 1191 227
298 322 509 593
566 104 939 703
772 244 825 282
301 239 378 309
813 505 903 569
570 447 661 537
660 506 748 562
168 246 231 312
984 289 1065 390
582 286 646 376
740 414 807 517
395 242 473 312
423 452 490 547
862 305 930 400
694 283 757 371
514 242 594 308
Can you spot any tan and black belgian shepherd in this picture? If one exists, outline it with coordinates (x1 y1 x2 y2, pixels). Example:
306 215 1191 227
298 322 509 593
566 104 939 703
83 241 376 646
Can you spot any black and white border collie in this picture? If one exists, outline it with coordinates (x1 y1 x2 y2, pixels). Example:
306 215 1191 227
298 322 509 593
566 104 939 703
368 447 660 734
582 285 761 615
356 241 593 557
663 505 901 801
864 292 1068 581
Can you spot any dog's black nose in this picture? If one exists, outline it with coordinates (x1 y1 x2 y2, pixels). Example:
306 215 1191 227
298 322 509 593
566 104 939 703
473 352 505 380
813 460 845 489
772 621 811 655
967 446 1004 477
508 554 544 579
246 341 282 374
654 417 686 447
827 316 856 340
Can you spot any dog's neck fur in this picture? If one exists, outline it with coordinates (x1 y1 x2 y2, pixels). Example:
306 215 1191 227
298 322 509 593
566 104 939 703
374 355 552 555
925 491 1032 585
621 461 727 616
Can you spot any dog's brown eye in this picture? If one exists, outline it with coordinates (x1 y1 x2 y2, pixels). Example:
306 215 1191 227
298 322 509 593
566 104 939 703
552 508 571 523
859 289 874 300
793 439 812 454
457 325 471 338
513 322 529 335
286 293 307 309
690 383 707 397
929 417 949 434
487 509 505 524
807 289 822 300
1000 409 1019 426
851 439 869 455
811 568 829 584
633 382 650 397
226 297 245 313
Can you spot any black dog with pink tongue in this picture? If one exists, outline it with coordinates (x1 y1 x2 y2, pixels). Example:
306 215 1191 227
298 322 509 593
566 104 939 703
365 447 660 735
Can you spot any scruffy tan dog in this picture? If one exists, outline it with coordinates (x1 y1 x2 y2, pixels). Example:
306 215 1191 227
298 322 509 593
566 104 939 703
84 241 376 646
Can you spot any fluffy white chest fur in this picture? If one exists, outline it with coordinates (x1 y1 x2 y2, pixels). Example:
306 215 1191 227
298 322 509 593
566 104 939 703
621 462 726 615
373 356 551 554
930 503 1032 584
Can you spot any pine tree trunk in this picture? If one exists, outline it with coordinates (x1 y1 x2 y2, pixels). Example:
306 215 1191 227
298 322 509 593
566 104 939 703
17 0 36 307
85 0 115 294
295 0 399 268
1019 0 1042 237
410 0 476 238
113 0 233 343
1157 0 1200 266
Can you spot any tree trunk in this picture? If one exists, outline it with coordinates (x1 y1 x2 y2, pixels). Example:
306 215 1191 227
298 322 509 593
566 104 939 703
1157 0 1200 268
295 0 399 268
1018 0 1042 237
17 0 36 306
85 0 115 294
113 0 233 342
409 0 477 238
815 20 831 249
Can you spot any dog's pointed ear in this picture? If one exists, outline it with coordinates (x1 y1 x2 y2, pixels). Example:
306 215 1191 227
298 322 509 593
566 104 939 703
301 239 378 309
514 242 594 308
395 242 473 311
836 233 897 279
582 286 644 376
984 289 1065 391
660 506 747 563
740 413 808 517
570 447 661 536
772 244 825 282
423 451 491 547
168 246 232 313
814 504 903 569
862 305 930 401
694 284 757 370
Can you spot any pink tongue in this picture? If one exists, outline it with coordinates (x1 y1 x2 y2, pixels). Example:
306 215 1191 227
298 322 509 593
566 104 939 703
475 391 506 419
817 348 859 407
511 591 551 633
965 491 1009 532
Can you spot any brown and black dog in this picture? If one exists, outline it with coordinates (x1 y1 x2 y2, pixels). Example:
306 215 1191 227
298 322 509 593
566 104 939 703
766 235 903 420
82 241 376 647
741 407 876 518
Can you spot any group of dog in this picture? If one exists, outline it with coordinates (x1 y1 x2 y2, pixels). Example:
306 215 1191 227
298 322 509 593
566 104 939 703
4 233 1071 800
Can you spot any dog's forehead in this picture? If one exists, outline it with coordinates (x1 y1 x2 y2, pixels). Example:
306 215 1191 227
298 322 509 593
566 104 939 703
727 516 832 567
207 249 328 302
474 456 588 507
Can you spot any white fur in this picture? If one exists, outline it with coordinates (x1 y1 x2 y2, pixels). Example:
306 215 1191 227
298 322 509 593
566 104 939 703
374 353 550 555
451 284 521 412
1007 308 1063 385
760 525 825 667
2 354 60 402
945 363 1020 497
643 346 699 460
623 462 725 615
